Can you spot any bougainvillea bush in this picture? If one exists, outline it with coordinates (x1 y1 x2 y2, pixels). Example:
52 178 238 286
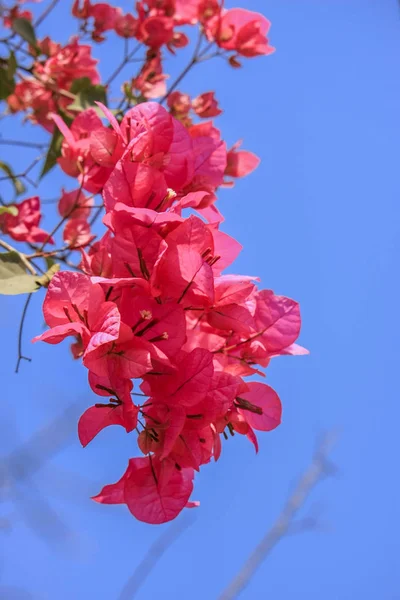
0 0 306 524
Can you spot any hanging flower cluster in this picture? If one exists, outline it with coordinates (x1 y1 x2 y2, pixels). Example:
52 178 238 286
0 0 305 524
34 99 306 523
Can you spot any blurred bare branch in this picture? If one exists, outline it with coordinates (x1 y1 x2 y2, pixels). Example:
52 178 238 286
219 431 338 600
0 587 35 600
10 480 71 544
1 402 82 484
118 513 196 600
0 401 85 544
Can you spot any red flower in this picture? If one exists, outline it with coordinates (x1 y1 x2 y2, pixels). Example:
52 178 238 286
207 8 275 57
93 456 196 524
224 140 260 183
115 12 138 38
0 197 53 245
192 92 222 118
63 219 95 249
58 188 93 220
32 2 305 525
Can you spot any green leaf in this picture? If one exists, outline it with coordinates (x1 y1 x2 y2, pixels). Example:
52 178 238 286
7 51 17 77
0 252 60 295
0 251 40 295
68 77 107 114
45 256 56 270
0 205 18 216
0 161 26 196
11 18 37 48
0 53 17 101
40 127 63 178
40 109 74 178
36 262 60 287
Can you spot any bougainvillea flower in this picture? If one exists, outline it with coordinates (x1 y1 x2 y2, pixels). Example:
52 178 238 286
167 90 192 125
225 140 261 180
185 121 227 194
253 290 301 355
137 15 175 48
93 456 195 524
132 49 168 99
41 271 104 327
102 102 195 210
54 109 118 193
115 12 138 37
63 218 96 249
173 0 202 25
236 381 282 431
207 8 275 58
3 7 33 28
29 3 304 527
0 197 54 245
78 379 138 446
89 3 120 41
150 216 215 306
41 38 100 88
58 188 94 220
192 92 222 118
54 109 104 178
142 347 214 407
72 0 91 18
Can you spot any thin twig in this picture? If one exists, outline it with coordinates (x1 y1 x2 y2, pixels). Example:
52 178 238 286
0 239 37 275
15 293 33 373
159 30 204 105
106 43 141 86
0 139 47 150
38 173 88 252
18 69 76 102
34 0 61 28
218 431 338 600
118 513 196 599
0 153 45 188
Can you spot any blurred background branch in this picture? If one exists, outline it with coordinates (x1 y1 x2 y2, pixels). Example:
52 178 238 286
219 431 338 600
118 513 196 600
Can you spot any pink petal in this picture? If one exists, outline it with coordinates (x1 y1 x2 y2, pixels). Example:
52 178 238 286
124 456 194 524
238 382 282 431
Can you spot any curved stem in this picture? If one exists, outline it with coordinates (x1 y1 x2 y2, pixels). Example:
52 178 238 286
15 293 33 374
159 30 204 105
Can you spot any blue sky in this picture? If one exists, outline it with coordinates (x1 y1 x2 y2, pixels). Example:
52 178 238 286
1 0 400 598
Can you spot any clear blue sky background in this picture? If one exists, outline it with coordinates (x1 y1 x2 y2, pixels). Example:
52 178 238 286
1 0 400 598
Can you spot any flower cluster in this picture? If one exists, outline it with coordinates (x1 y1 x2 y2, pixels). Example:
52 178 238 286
7 37 99 131
72 1 274 58
0 196 53 245
0 0 305 525
34 102 305 524
70 1 274 98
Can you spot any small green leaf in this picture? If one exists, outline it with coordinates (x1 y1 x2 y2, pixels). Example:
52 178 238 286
36 262 60 287
0 161 26 196
0 205 18 216
0 251 39 295
0 252 60 295
11 18 37 48
40 128 63 178
0 53 17 100
68 77 107 114
40 110 73 178
8 52 17 77
45 256 56 270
